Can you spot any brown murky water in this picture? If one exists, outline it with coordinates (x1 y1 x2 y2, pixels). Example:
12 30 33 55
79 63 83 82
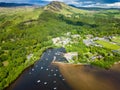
53 62 120 90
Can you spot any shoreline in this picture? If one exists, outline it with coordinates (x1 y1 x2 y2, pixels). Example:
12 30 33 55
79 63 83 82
4 45 120 90
5 47 72 90
4 46 53 90
52 62 120 90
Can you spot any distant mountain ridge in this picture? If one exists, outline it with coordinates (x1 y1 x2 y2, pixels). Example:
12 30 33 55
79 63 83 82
69 4 120 11
0 2 33 7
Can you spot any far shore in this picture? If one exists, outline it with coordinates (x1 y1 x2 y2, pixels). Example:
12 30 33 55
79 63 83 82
52 62 120 90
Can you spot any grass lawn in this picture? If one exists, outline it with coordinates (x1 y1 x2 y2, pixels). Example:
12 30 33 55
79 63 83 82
96 40 120 50
112 36 120 45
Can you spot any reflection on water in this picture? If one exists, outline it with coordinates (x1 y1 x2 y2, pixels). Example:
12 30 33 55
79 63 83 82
6 48 72 90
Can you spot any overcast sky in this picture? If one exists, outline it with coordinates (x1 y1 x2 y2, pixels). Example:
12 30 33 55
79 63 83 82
0 0 120 8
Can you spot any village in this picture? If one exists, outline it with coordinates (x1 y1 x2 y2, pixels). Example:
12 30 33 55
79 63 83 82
52 32 120 64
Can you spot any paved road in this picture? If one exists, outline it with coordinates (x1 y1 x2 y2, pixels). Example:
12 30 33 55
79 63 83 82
6 48 72 90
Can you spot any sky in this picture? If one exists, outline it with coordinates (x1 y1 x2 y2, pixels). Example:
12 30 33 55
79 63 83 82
0 0 120 8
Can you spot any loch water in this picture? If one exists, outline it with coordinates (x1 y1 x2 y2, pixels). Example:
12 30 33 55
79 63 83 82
6 48 72 90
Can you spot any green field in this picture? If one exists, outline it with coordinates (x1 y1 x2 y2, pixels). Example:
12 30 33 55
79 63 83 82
112 36 120 44
96 40 120 50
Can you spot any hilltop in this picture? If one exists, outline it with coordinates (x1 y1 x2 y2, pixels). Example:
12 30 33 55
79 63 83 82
44 1 64 12
44 1 88 15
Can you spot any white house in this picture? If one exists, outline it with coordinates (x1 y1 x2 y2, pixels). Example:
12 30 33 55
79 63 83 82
64 52 78 61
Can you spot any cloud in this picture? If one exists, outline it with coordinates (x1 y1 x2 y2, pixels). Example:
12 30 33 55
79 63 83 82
106 2 120 7
0 0 120 8
41 0 79 4
79 2 120 8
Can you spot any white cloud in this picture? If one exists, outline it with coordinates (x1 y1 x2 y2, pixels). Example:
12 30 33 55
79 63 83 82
81 2 120 8
0 0 120 8
84 1 93 4
41 0 120 8
106 2 120 7
41 0 79 4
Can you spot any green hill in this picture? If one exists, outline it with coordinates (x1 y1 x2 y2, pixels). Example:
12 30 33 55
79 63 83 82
44 1 89 15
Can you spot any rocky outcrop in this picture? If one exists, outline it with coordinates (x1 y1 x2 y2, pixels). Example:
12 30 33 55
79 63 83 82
44 1 64 12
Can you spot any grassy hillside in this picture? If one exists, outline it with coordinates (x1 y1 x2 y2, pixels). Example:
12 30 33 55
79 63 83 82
0 1 120 90
44 1 89 16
